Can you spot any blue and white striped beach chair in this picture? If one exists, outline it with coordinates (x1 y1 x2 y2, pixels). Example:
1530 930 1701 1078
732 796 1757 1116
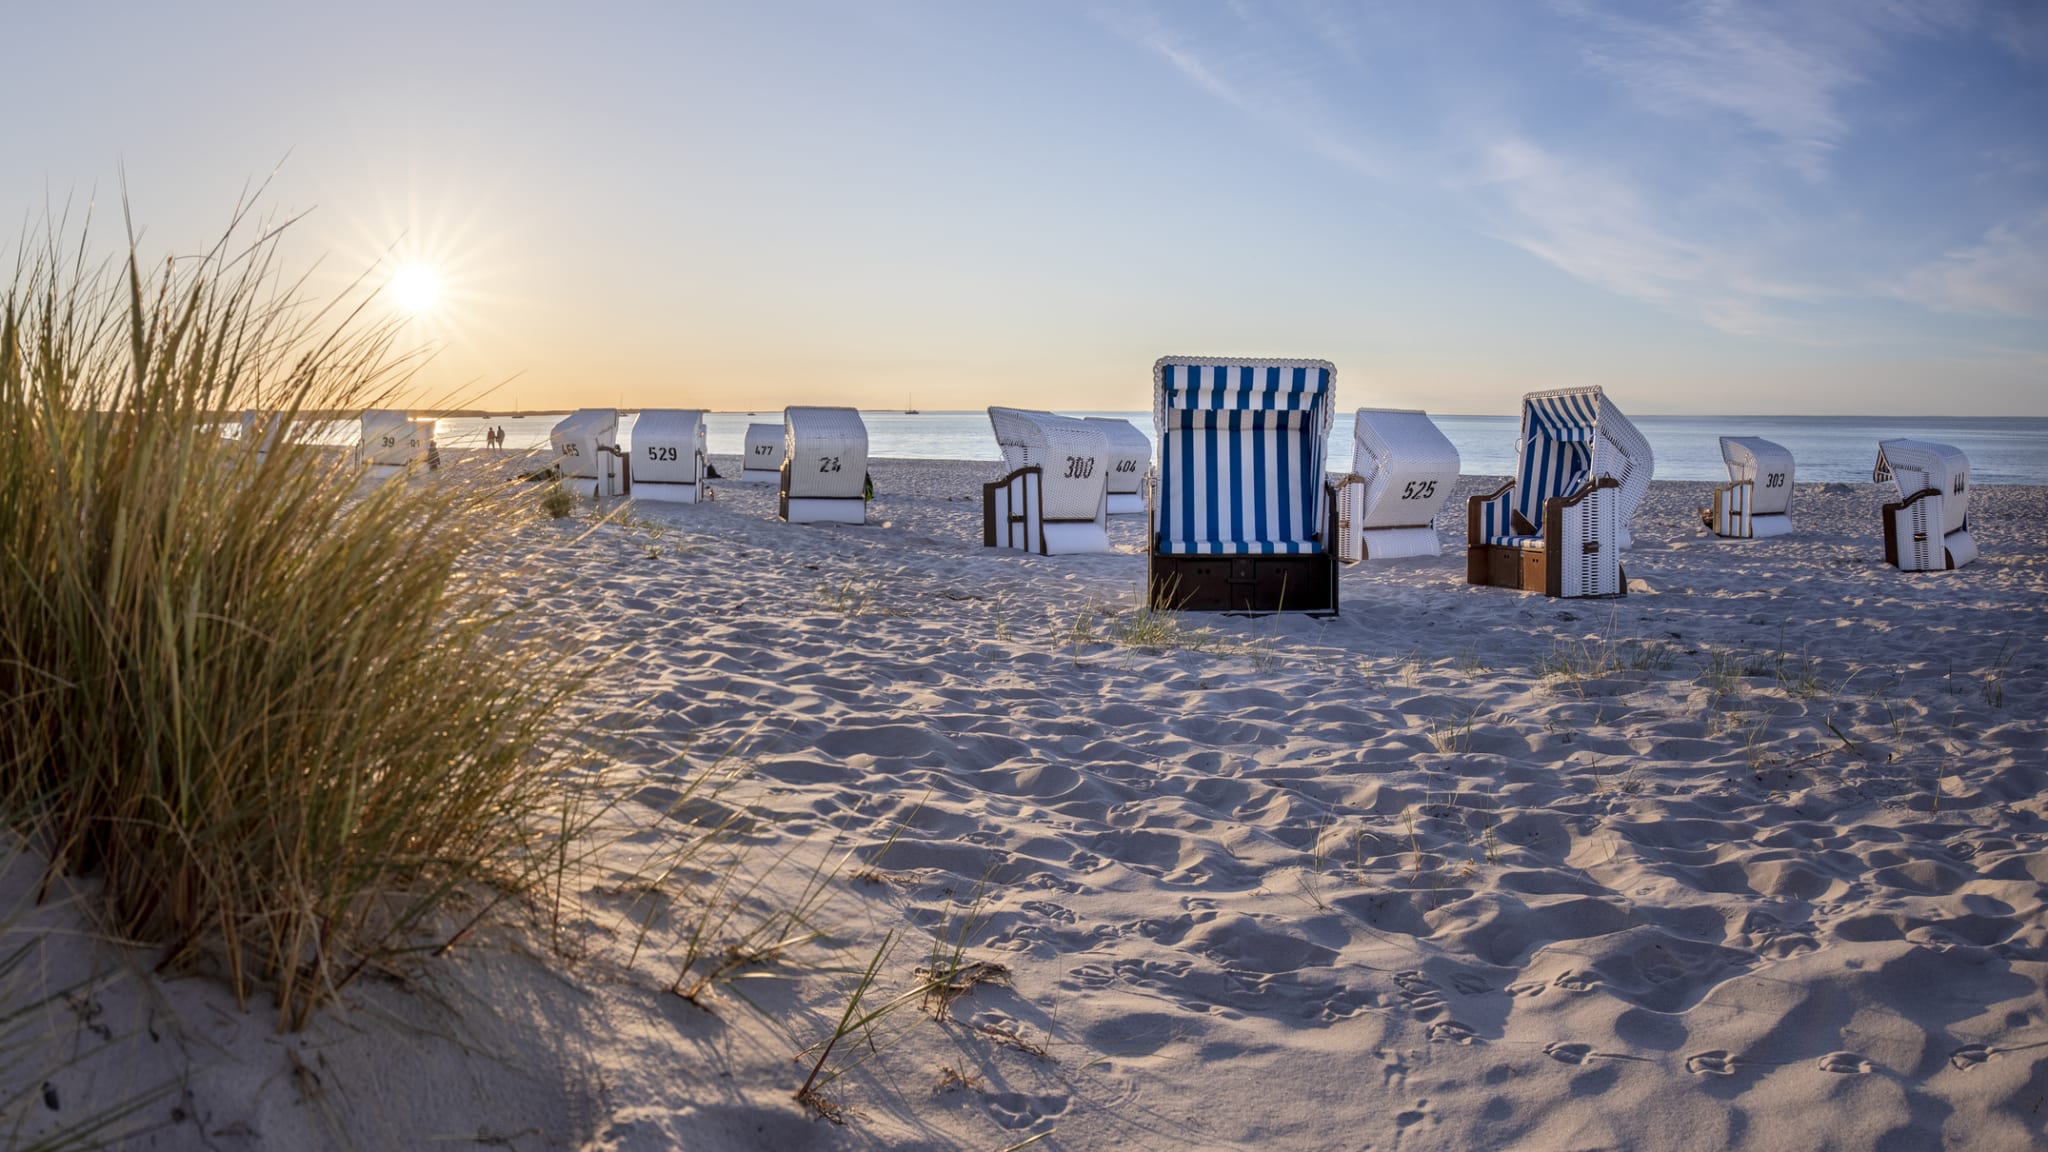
1148 356 1339 613
1466 386 1652 597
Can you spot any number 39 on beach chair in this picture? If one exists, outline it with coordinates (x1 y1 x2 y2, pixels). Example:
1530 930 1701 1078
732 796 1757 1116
1467 386 1652 598
983 407 1112 554
1703 436 1795 539
1874 439 1977 571
1148 356 1340 614
779 406 870 524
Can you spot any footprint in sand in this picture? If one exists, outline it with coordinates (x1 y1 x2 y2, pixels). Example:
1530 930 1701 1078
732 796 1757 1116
1543 1042 1594 1065
1686 1051 1738 1076
1552 969 1602 992
1949 1044 1993 1071
1817 1052 1873 1075
984 1091 1071 1130
1426 1020 1480 1045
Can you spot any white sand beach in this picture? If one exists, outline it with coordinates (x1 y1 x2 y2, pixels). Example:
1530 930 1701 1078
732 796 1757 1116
14 458 2046 1151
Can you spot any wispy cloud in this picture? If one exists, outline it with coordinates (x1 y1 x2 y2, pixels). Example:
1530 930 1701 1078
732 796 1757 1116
1896 208 2048 316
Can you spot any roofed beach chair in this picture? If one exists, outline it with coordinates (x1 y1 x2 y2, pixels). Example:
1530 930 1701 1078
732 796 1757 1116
630 409 709 503
1704 436 1795 539
1149 356 1340 614
1874 439 1977 571
741 421 783 482
983 407 1111 554
1335 408 1461 562
237 409 284 462
1467 386 1652 598
780 406 869 524
550 408 626 498
360 409 428 481
1085 417 1153 516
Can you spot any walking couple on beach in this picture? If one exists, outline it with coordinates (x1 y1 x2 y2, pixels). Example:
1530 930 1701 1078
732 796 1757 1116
484 424 507 451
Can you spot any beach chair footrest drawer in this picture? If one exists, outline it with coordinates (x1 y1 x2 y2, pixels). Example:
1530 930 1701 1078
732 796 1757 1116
1149 552 1337 614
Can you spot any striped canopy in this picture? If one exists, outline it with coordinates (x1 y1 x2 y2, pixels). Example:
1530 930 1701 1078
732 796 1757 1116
1153 358 1335 556
1513 390 1603 529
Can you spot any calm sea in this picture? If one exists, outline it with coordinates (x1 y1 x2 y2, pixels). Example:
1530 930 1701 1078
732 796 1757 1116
414 411 2048 485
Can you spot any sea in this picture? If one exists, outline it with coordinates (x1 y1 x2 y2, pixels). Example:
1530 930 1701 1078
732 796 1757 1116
404 411 2048 485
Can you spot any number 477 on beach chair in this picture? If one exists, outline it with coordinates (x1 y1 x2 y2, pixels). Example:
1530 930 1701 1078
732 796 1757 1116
1466 386 1653 598
1147 356 1340 614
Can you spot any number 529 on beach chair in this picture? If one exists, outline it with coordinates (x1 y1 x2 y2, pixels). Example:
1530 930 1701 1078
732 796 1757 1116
1147 357 1340 614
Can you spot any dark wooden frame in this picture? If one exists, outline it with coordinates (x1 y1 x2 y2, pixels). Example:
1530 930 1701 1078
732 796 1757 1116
1465 476 1624 597
1146 484 1340 615
1881 487 1951 570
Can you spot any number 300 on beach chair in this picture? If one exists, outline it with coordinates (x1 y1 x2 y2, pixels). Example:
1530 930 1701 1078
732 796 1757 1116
1148 357 1340 614
982 407 1112 555
779 406 870 524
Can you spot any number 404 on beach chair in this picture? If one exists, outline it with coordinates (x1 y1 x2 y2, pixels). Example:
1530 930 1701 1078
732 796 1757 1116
1466 386 1653 598
1147 357 1340 614
982 407 1113 555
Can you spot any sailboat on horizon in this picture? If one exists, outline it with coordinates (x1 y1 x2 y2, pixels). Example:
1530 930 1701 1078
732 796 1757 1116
905 392 919 415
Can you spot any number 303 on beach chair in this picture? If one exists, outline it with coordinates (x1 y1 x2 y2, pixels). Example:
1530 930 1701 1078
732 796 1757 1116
1148 357 1340 614
1466 386 1652 598
1703 436 1795 539
983 407 1112 554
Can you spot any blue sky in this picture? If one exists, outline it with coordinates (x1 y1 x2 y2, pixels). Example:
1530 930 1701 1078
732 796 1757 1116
8 1 2045 414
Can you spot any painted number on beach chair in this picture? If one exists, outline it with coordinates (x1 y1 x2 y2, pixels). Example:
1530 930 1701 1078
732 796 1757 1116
562 442 581 456
380 435 395 448
1953 476 1967 494
1063 456 1094 479
646 445 678 462
753 444 774 456
819 456 841 473
1764 473 1785 488
1402 480 1437 500
1114 460 1138 473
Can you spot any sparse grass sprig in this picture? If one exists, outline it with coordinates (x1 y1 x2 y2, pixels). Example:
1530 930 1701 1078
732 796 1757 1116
0 206 585 1028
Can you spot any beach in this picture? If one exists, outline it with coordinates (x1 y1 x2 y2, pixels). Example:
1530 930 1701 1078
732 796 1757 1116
16 457 2047 1151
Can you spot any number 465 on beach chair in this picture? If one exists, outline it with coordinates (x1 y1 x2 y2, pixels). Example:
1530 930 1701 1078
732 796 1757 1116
1466 386 1653 598
1147 357 1341 614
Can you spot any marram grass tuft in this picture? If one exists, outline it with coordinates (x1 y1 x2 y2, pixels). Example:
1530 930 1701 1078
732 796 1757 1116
0 209 586 1029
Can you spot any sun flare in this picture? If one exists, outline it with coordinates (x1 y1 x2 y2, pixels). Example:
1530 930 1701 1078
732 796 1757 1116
388 263 442 315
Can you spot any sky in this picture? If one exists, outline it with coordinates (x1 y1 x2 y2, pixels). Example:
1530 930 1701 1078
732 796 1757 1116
7 0 2046 416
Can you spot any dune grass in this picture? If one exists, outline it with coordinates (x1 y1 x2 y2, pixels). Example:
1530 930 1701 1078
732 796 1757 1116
0 209 586 1029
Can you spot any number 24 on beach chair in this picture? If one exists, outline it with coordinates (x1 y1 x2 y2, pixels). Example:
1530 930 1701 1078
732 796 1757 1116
1148 356 1341 615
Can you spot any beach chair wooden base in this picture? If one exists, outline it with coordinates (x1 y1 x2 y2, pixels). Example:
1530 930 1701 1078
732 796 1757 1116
1466 477 1625 598
632 481 701 504
1148 551 1337 615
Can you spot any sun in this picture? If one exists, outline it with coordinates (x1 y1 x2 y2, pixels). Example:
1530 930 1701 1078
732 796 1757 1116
388 263 442 315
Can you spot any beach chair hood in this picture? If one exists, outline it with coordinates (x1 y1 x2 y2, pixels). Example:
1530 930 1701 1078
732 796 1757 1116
1083 417 1154 497
988 407 1110 522
550 409 619 480
1720 436 1795 517
1512 387 1653 549
783 406 869 500
1152 357 1336 556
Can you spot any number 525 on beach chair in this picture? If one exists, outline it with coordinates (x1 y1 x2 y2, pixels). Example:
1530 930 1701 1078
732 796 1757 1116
1335 408 1461 562
1466 386 1652 598
1148 357 1340 614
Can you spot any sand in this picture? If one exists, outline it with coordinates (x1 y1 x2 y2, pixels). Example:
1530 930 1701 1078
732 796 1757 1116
9 457 2046 1151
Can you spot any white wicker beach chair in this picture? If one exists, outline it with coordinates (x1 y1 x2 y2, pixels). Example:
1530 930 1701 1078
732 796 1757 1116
1336 408 1461 562
741 421 783 483
1150 357 1339 614
550 408 626 498
1705 436 1795 539
360 409 427 481
1874 439 1977 570
1084 417 1153 516
780 406 870 524
237 409 284 462
630 409 709 504
983 407 1111 555
1467 386 1652 598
